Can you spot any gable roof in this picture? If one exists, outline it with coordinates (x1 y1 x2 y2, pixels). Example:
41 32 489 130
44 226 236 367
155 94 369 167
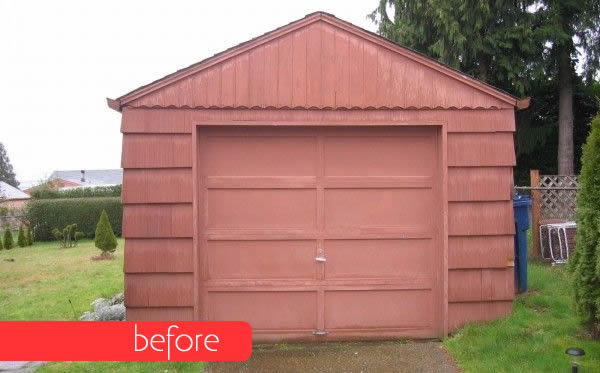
108 11 522 111
0 181 30 201
49 169 123 187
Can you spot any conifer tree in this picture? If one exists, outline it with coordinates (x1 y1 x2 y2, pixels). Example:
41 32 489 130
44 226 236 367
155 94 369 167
94 210 117 254
570 114 600 335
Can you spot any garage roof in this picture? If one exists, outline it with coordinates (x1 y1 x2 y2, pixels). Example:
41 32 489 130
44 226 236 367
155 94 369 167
109 11 525 112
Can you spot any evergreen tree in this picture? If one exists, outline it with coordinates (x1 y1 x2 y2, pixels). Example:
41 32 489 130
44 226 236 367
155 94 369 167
25 226 33 246
94 210 117 254
17 225 26 248
0 143 19 188
3 230 13 250
570 114 600 335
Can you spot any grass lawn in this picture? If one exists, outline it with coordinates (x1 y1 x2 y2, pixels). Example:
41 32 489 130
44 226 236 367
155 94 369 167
444 262 600 372
0 238 205 373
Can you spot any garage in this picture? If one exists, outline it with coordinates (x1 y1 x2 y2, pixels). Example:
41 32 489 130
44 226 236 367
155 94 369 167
112 12 521 341
199 126 442 339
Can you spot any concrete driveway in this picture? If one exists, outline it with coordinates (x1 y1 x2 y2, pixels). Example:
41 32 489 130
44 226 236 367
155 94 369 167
206 341 458 373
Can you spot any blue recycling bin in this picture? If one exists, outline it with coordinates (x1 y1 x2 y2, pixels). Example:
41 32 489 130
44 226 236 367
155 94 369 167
513 195 531 293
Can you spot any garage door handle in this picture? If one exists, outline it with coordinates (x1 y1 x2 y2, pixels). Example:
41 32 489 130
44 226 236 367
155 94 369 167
315 256 326 263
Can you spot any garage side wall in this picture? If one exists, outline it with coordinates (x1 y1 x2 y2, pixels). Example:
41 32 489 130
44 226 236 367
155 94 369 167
120 107 516 330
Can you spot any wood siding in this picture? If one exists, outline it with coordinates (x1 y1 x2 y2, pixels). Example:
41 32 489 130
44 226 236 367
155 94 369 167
126 21 511 111
121 108 516 332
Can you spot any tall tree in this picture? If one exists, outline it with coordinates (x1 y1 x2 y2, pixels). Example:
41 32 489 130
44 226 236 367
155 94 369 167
0 143 18 188
536 0 600 174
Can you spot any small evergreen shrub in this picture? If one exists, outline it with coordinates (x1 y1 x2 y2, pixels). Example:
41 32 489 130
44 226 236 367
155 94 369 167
3 230 13 250
95 210 117 255
25 227 33 246
570 114 600 336
17 225 26 248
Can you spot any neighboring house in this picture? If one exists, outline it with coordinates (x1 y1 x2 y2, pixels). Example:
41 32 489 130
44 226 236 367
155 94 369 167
0 181 30 209
48 169 123 188
23 169 123 194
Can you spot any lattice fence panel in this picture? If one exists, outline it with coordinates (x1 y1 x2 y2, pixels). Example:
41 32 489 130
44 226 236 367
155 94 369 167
539 175 578 220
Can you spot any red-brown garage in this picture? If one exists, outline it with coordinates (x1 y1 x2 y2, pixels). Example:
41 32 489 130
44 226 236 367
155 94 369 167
109 12 524 342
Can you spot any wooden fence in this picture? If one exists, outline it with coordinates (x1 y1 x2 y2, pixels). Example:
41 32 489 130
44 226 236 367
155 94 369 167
515 170 579 257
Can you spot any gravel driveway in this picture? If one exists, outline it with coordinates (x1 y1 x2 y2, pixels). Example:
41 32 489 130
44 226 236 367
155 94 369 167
206 341 458 373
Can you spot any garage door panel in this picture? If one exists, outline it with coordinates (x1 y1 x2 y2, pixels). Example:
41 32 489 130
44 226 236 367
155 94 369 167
199 126 441 339
325 239 432 279
324 188 433 228
209 291 317 330
325 290 433 329
204 135 317 176
207 189 316 228
207 240 317 279
323 136 435 176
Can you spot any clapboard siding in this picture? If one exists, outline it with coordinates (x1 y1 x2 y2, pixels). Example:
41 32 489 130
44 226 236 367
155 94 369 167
448 301 513 331
124 238 194 273
448 201 515 236
122 204 193 238
121 134 192 168
448 132 516 167
127 20 511 110
122 169 193 204
448 268 514 302
121 108 515 134
449 235 514 269
125 273 194 307
126 307 195 321
448 167 513 202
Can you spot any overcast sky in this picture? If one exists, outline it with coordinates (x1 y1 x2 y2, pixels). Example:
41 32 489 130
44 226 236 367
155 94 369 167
0 1 378 184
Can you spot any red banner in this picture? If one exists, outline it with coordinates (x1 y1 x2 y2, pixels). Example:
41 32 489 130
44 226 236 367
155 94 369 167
0 321 252 361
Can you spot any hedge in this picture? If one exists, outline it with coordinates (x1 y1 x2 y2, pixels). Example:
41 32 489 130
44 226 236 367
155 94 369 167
30 185 121 199
25 197 122 241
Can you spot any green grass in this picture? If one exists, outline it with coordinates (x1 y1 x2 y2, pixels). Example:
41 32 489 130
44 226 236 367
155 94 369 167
0 239 205 372
444 263 600 372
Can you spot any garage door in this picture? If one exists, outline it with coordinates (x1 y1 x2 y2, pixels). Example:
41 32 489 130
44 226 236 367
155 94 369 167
198 126 442 340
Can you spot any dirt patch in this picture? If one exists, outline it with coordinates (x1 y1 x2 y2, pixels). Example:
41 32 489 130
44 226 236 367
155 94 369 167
91 253 116 261
206 340 458 373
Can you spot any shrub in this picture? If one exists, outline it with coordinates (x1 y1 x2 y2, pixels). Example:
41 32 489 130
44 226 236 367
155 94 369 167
25 197 122 241
0 236 3 250
30 184 121 199
17 225 26 247
95 210 117 254
53 223 83 248
3 230 13 250
570 114 600 336
25 226 33 246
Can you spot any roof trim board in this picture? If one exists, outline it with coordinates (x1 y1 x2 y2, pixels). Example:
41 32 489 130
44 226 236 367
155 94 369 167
109 12 521 112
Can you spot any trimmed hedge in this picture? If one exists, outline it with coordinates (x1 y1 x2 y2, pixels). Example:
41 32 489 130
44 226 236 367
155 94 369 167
30 185 121 199
25 197 122 241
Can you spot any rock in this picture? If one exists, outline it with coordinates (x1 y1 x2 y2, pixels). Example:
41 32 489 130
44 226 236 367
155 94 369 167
96 304 125 321
110 292 124 305
91 298 111 312
80 293 125 321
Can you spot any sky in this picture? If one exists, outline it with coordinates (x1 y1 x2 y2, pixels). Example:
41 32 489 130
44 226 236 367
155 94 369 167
0 1 378 185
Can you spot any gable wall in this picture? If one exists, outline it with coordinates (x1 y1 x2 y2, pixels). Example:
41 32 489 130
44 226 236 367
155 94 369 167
120 108 516 332
127 21 512 111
